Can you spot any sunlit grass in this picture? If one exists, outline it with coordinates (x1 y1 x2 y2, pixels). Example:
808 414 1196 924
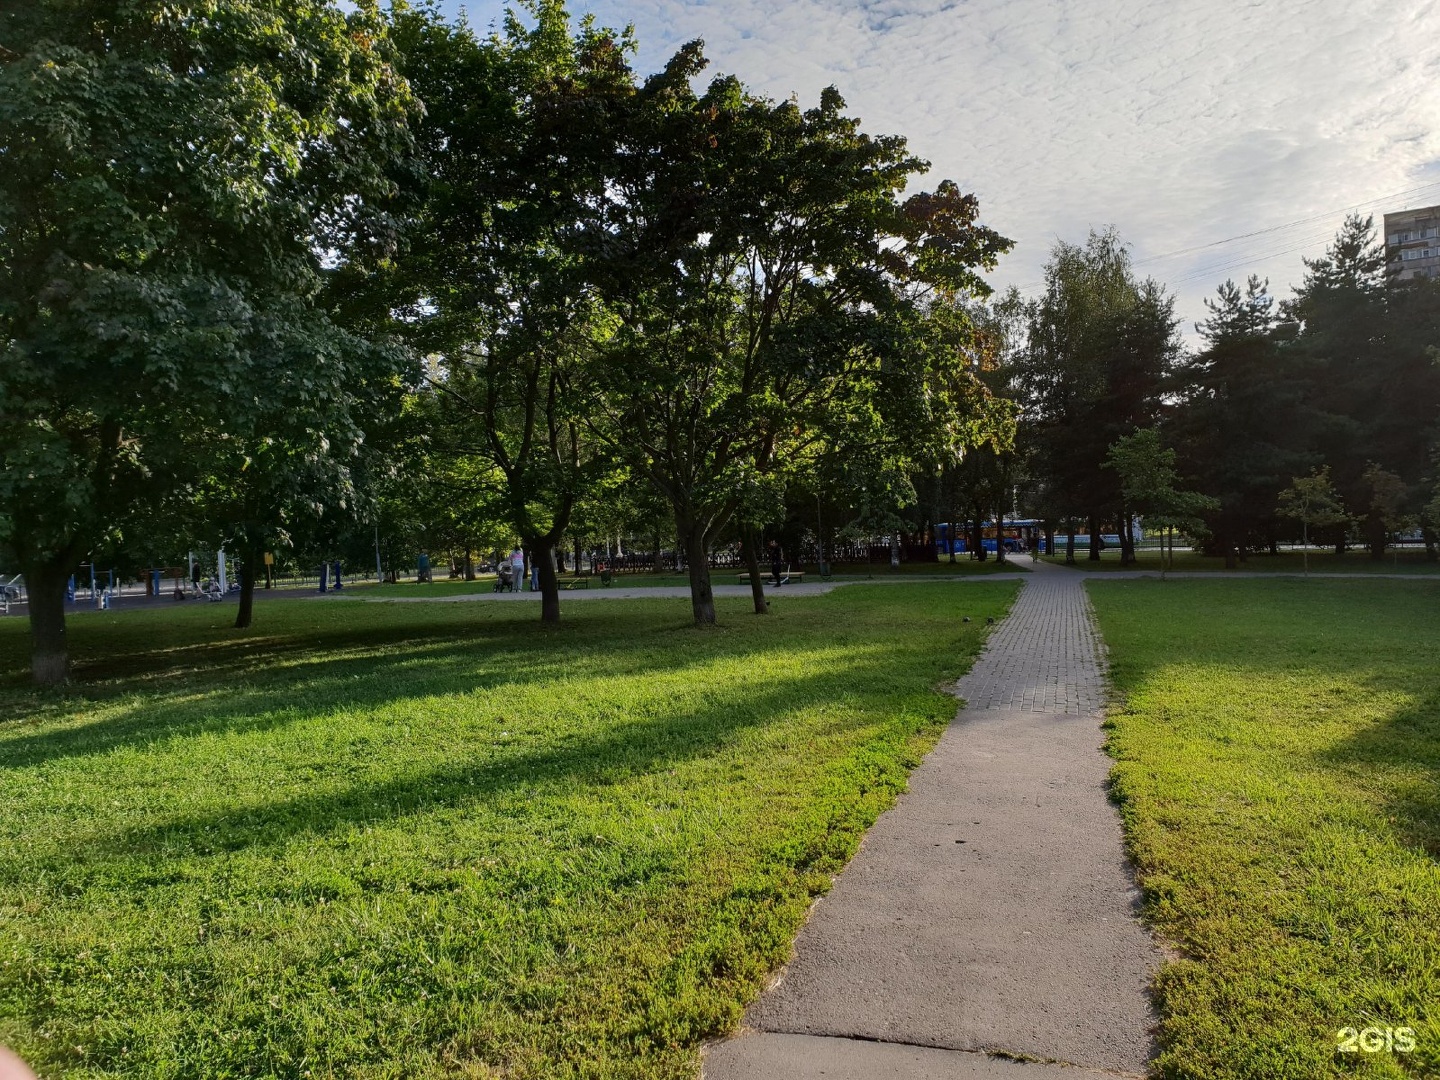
0 584 1013 1079
1090 578 1440 1079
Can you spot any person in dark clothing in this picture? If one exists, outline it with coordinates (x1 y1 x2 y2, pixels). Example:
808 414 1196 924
767 539 786 586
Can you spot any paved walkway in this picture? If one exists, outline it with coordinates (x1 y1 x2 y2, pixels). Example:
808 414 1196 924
704 559 1160 1079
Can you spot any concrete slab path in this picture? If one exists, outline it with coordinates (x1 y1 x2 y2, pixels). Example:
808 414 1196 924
704 559 1161 1079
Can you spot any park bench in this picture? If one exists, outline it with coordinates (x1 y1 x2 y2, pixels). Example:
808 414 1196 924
562 577 590 590
736 570 804 585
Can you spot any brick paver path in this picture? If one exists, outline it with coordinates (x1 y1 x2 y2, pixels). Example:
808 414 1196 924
705 560 1160 1080
954 563 1107 715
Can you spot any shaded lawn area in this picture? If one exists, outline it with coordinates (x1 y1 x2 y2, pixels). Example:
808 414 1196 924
0 583 1014 1079
1047 548 1440 574
1089 578 1440 1079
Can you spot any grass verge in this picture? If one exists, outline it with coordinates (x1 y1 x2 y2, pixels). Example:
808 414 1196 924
1088 578 1440 1079
0 583 1012 1079
1048 549 1440 574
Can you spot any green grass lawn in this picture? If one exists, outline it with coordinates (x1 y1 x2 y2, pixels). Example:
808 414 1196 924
0 583 1013 1079
1046 548 1440 574
1088 578 1440 1079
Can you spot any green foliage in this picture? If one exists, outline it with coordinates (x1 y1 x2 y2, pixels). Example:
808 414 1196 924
0 0 418 668
1277 467 1351 531
1280 217 1440 558
1106 429 1217 528
0 583 1015 1078
1173 275 1315 559
1105 428 1217 573
1015 228 1180 532
583 50 1013 618
1093 578 1440 1080
1360 462 1412 537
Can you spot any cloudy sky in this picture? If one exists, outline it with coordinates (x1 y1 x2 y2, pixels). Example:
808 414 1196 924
443 0 1440 337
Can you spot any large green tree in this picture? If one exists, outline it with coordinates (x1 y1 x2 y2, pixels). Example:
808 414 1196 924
0 0 414 681
588 52 1012 623
1016 229 1179 563
1281 214 1440 558
1172 276 1315 565
387 2 625 624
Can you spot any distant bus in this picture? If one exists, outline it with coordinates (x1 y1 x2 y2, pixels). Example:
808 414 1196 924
935 522 1141 556
935 519 1043 555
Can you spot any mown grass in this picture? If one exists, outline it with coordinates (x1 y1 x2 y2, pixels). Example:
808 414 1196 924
0 583 1013 1079
1048 548 1440 574
1089 578 1440 1079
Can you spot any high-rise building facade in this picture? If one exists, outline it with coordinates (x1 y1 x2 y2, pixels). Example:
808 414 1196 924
1384 204 1440 281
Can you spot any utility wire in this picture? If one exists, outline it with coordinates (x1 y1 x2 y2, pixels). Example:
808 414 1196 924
1129 179 1440 268
1008 178 1440 295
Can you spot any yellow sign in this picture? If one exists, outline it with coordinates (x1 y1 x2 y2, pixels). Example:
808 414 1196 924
263 552 275 566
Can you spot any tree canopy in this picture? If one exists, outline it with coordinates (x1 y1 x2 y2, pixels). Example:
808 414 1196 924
0 0 416 681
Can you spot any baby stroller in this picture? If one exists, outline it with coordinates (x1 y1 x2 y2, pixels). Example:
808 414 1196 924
494 563 518 593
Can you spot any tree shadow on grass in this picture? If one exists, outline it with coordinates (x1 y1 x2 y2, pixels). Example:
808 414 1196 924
0 602 885 775
1316 690 1440 859
0 606 518 693
58 656 899 868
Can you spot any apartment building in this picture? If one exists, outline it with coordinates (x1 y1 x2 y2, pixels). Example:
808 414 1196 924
1384 204 1440 281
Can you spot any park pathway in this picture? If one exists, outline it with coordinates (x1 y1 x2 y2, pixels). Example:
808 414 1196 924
704 559 1160 1080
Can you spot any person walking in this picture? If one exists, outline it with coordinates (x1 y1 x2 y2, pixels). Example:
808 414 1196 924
509 546 526 592
767 539 786 587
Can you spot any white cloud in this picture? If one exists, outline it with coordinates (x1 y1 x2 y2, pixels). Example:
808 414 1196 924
444 0 1440 337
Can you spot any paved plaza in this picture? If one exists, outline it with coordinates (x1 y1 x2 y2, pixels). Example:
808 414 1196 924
705 559 1160 1079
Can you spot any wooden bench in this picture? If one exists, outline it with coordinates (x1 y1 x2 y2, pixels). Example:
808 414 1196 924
736 571 804 585
561 577 590 590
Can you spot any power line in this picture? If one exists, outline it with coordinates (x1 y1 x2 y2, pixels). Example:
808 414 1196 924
1162 227 1341 289
1130 180 1440 267
1007 178 1440 295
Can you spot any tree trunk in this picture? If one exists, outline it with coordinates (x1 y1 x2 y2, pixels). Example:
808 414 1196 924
1087 513 1102 561
971 510 986 562
1423 525 1438 562
994 502 1007 564
235 542 261 629
741 528 768 614
1119 502 1134 565
679 517 717 625
1045 525 1055 559
533 539 561 625
464 549 476 581
1366 513 1386 561
1221 522 1237 569
26 560 71 686
1065 522 1076 564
